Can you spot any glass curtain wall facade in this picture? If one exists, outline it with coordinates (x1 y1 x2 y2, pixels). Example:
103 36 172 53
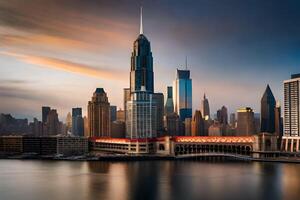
126 91 157 138
173 69 192 121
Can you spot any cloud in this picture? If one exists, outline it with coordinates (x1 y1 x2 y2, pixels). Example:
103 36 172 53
1 51 126 80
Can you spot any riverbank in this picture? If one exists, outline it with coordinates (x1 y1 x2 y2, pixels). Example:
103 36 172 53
1 153 300 163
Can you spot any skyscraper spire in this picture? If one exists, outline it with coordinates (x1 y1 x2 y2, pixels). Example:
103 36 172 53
185 56 188 70
140 6 143 35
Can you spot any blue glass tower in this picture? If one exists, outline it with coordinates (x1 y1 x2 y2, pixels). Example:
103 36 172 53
173 69 192 121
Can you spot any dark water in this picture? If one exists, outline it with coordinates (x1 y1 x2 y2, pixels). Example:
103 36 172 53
0 160 299 200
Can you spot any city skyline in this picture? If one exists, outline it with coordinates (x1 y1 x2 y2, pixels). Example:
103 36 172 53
1 0 300 121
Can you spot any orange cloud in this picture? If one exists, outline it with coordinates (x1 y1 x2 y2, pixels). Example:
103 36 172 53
1 51 125 80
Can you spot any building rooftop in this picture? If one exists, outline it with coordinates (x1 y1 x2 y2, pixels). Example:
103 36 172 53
176 69 190 79
95 88 105 93
291 73 300 79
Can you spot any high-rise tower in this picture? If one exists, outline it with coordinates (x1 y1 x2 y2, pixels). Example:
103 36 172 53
126 7 158 139
201 94 210 120
173 69 192 121
284 74 300 136
260 84 276 133
88 88 111 137
130 7 154 94
165 86 174 115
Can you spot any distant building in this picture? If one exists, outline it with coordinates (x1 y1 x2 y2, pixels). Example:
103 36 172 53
46 109 60 135
274 101 283 138
83 116 89 137
165 113 180 136
201 94 210 120
88 88 111 137
123 88 131 123
260 85 276 133
230 113 236 127
110 105 117 122
153 93 164 132
111 121 126 138
72 108 84 136
208 122 223 136
184 118 192 136
42 106 51 123
191 110 205 136
164 86 174 115
66 112 72 133
173 69 192 121
217 106 228 124
29 118 43 136
236 107 256 136
0 113 29 135
116 109 125 122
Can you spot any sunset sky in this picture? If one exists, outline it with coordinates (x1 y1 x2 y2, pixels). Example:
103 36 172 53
0 0 300 121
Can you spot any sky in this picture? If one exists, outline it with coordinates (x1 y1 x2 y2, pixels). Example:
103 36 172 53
0 0 300 121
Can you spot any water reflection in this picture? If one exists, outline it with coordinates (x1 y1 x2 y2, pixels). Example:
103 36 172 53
0 160 299 200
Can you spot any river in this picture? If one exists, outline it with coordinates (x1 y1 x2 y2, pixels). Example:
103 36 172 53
0 160 299 200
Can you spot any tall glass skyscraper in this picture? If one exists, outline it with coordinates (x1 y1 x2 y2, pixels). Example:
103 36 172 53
173 69 192 121
130 8 153 93
260 84 276 133
126 7 158 139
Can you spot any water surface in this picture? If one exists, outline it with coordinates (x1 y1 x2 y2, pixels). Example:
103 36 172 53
0 160 299 200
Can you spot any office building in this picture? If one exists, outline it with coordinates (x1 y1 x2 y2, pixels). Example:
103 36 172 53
42 106 51 123
260 85 276 133
29 118 43 136
46 109 60 135
217 106 228 124
126 89 157 138
191 110 205 136
110 105 117 122
72 108 84 136
236 107 256 136
165 113 180 136
201 94 210 120
274 101 283 138
111 121 126 138
66 112 72 133
284 74 300 136
165 86 174 115
129 9 154 94
117 109 125 122
126 8 158 139
184 118 192 136
230 113 236 127
83 116 89 137
153 93 164 132
173 69 192 121
88 88 111 137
